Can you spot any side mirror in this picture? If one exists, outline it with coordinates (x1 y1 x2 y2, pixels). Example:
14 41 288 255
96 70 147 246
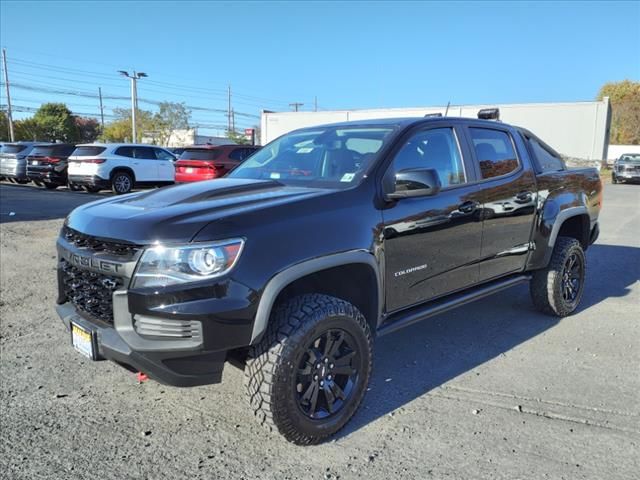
386 168 441 200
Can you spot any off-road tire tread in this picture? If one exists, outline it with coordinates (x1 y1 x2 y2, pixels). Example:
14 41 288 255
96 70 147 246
244 293 372 445
530 236 585 317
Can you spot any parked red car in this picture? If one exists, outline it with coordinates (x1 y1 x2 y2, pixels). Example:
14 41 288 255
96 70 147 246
174 145 260 183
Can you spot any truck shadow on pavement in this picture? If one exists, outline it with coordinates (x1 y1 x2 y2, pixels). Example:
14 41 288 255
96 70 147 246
338 243 640 439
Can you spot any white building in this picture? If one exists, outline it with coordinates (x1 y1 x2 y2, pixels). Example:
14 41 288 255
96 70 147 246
142 129 234 147
261 99 612 161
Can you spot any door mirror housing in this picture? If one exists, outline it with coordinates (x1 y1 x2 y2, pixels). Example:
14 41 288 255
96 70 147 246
386 168 442 200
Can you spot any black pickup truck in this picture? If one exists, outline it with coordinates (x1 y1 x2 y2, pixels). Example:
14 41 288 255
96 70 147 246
56 112 602 444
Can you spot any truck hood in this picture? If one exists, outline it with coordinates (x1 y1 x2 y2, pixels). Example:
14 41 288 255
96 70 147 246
66 178 330 244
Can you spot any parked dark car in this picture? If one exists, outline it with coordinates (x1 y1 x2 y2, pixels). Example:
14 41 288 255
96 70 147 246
56 112 601 445
612 153 640 184
174 144 260 183
26 143 77 189
0 142 41 184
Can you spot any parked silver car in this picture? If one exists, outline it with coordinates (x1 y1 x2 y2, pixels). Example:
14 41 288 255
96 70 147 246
0 142 42 183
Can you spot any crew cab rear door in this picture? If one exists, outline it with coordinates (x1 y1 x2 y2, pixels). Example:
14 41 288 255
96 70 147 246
382 124 483 312
462 124 538 281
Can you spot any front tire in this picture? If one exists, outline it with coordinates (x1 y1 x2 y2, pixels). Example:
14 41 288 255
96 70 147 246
530 237 586 317
111 171 133 194
244 294 373 445
612 173 618 184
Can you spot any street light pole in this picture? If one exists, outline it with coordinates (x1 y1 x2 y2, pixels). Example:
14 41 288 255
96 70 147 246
118 70 147 143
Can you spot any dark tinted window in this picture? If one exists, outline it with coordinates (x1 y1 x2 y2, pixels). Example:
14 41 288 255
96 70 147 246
155 148 175 161
180 149 221 161
228 148 253 161
115 146 134 157
1 144 28 154
134 147 157 159
469 128 519 179
30 145 76 157
73 146 107 156
526 136 564 172
392 127 466 187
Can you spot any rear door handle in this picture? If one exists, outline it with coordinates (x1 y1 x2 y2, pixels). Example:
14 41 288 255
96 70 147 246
458 200 479 214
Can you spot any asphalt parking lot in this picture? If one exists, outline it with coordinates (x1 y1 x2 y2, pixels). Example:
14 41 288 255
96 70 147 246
1 181 638 480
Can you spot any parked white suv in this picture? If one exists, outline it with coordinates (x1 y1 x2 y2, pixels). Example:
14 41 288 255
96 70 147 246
67 143 176 194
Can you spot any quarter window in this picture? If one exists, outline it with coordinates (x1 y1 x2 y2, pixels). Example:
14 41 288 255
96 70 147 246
469 128 519 179
526 135 564 172
155 148 175 161
391 127 466 187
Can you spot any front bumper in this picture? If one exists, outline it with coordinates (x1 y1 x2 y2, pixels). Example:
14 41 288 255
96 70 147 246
55 233 258 387
56 301 226 386
614 169 640 180
68 175 111 188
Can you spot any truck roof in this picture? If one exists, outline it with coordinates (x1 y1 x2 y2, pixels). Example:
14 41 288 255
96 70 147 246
301 116 513 130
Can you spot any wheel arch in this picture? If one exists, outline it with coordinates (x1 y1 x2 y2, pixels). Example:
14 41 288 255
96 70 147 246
110 167 136 183
250 251 382 344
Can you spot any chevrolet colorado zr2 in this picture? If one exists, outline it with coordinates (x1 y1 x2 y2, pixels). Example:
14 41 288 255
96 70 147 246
55 112 602 444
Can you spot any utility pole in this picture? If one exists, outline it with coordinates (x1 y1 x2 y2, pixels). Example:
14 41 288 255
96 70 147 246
231 108 235 132
314 96 318 112
227 85 232 132
2 48 15 142
98 87 105 132
289 102 304 112
118 70 147 143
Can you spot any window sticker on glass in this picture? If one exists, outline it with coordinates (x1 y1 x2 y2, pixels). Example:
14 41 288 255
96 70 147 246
297 147 314 154
270 172 281 179
340 173 356 182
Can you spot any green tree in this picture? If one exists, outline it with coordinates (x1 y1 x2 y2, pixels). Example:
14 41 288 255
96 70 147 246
148 102 191 146
102 108 155 142
597 80 640 145
226 129 250 145
31 103 78 142
0 110 9 141
14 117 41 141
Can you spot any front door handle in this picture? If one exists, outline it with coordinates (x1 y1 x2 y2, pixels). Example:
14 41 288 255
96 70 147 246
458 200 479 214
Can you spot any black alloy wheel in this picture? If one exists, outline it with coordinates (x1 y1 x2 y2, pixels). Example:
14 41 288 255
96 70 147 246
296 329 360 419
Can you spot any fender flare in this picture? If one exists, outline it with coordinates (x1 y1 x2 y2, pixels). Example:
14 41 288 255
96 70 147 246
250 250 382 344
547 206 589 248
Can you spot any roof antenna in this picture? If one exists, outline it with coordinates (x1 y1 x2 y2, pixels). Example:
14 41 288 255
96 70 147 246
444 101 450 117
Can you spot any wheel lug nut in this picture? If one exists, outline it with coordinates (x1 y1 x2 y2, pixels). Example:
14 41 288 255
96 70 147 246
314 375 318 381
329 363 334 369
324 358 329 363
327 375 332 380
320 381 324 387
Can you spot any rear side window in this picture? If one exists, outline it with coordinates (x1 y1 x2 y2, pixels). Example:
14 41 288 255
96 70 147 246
228 148 255 161
72 146 107 156
526 136 564 172
115 146 134 157
1 144 28 154
469 128 519 179
133 147 157 159
180 149 221 161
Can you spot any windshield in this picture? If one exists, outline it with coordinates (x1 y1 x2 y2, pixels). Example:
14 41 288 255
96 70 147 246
228 126 396 188
619 154 640 163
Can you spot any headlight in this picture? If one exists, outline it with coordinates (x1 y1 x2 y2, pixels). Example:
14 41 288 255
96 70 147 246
132 239 244 288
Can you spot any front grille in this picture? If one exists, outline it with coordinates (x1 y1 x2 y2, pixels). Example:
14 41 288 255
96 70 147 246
61 259 123 324
62 226 139 258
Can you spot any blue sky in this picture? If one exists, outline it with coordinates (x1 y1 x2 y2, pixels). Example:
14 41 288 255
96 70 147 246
1 0 639 135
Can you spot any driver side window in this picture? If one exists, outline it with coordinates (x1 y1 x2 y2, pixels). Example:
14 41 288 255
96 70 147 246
392 128 466 187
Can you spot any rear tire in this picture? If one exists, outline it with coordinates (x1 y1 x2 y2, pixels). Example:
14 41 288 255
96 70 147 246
44 182 58 190
530 237 586 317
244 294 373 445
84 185 101 193
111 171 133 195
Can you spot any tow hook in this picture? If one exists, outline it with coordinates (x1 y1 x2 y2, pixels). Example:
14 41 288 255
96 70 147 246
136 372 149 383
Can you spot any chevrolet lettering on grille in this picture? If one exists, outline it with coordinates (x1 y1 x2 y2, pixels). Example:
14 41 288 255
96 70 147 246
63 250 123 274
